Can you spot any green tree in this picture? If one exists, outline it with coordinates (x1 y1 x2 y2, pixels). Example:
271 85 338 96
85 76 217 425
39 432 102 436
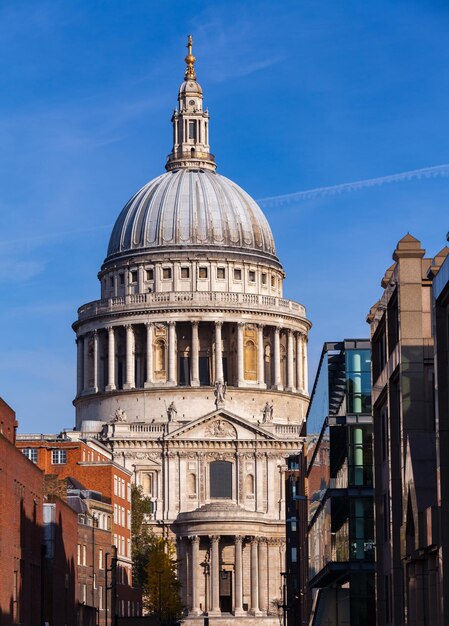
131 485 184 623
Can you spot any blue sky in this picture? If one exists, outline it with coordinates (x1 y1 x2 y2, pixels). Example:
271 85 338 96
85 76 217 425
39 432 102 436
1 0 448 433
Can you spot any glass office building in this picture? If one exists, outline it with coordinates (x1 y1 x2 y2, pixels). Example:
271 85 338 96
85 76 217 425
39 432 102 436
306 340 375 626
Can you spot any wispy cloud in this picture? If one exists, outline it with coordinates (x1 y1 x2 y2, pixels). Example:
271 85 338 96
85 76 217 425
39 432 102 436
258 164 449 208
0 259 46 283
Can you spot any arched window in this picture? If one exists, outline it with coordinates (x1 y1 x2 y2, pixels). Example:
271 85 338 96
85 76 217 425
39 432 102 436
245 474 254 495
154 340 166 372
187 473 197 495
210 461 232 499
244 340 257 381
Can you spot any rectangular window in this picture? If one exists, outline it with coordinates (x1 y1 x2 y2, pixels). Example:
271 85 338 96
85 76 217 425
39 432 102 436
99 586 103 610
77 544 81 565
248 270 256 282
114 476 118 495
82 583 87 603
261 273 267 285
217 267 226 280
99 549 103 569
51 449 66 464
234 268 242 281
146 268 154 281
130 270 138 283
181 267 190 279
82 545 87 566
198 267 208 279
110 275 114 287
22 448 38 463
119 273 124 285
162 268 172 279
189 120 196 140
271 275 275 287
291 547 297 563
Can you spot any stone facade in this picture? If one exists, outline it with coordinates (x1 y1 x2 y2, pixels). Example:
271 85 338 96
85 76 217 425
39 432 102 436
72 37 311 624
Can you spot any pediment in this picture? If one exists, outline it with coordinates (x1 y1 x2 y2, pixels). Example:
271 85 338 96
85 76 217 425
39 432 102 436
165 409 277 442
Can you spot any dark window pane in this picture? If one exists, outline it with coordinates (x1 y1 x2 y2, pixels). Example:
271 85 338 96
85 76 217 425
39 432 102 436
210 461 232 498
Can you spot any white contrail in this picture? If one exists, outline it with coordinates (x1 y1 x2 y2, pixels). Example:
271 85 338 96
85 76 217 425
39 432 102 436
257 163 449 208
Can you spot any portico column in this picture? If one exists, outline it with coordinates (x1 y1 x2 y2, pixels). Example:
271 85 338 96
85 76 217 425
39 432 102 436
92 330 99 392
250 537 261 615
257 324 266 388
234 536 244 616
123 324 135 389
237 323 244 386
167 321 177 385
273 327 282 390
189 536 201 615
144 323 153 388
191 321 200 387
303 335 309 393
83 333 89 392
286 329 295 392
296 332 303 392
105 326 116 391
215 321 224 383
258 539 268 614
76 336 83 395
210 536 221 615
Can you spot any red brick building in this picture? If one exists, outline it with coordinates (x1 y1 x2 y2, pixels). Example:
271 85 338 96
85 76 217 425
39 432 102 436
0 398 43 625
16 432 141 619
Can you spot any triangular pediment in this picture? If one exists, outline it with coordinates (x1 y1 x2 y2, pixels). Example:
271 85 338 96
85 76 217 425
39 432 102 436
165 409 278 441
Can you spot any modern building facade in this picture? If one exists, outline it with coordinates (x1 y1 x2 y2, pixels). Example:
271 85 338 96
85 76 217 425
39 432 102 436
431 238 449 626
367 234 444 626
306 340 375 626
71 37 311 624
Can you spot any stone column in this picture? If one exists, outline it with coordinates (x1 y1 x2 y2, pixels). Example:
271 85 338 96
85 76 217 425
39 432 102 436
144 323 153 388
286 330 295 392
258 539 268 614
191 321 200 387
124 324 135 389
92 330 99 392
210 536 221 615
250 537 261 615
257 324 266 388
237 323 244 386
296 332 303 392
189 536 201 615
76 336 83 396
234 536 244 616
168 321 177 386
303 335 309 393
105 326 116 391
215 321 224 383
83 333 89 392
273 327 282 390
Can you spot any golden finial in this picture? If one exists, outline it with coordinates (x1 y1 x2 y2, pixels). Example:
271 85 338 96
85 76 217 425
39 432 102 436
184 34 196 80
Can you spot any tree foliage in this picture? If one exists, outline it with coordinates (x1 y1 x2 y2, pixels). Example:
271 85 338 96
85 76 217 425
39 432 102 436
131 485 184 624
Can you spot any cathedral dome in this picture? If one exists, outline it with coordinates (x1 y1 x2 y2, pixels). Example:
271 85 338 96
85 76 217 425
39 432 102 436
106 168 277 261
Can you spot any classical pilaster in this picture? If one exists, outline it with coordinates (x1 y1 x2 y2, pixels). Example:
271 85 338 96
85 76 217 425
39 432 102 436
237 322 244 386
167 321 177 386
189 536 201 616
296 332 303 392
209 535 221 615
144 323 153 388
273 327 282 390
83 333 89 392
191 321 200 387
258 539 268 614
303 334 309 394
214 321 224 383
257 324 266 388
286 329 295 392
123 324 135 389
92 330 99 393
76 336 83 396
250 537 261 615
234 536 244 616
105 326 116 391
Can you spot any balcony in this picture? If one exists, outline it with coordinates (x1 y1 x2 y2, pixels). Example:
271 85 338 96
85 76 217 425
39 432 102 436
77 290 307 321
